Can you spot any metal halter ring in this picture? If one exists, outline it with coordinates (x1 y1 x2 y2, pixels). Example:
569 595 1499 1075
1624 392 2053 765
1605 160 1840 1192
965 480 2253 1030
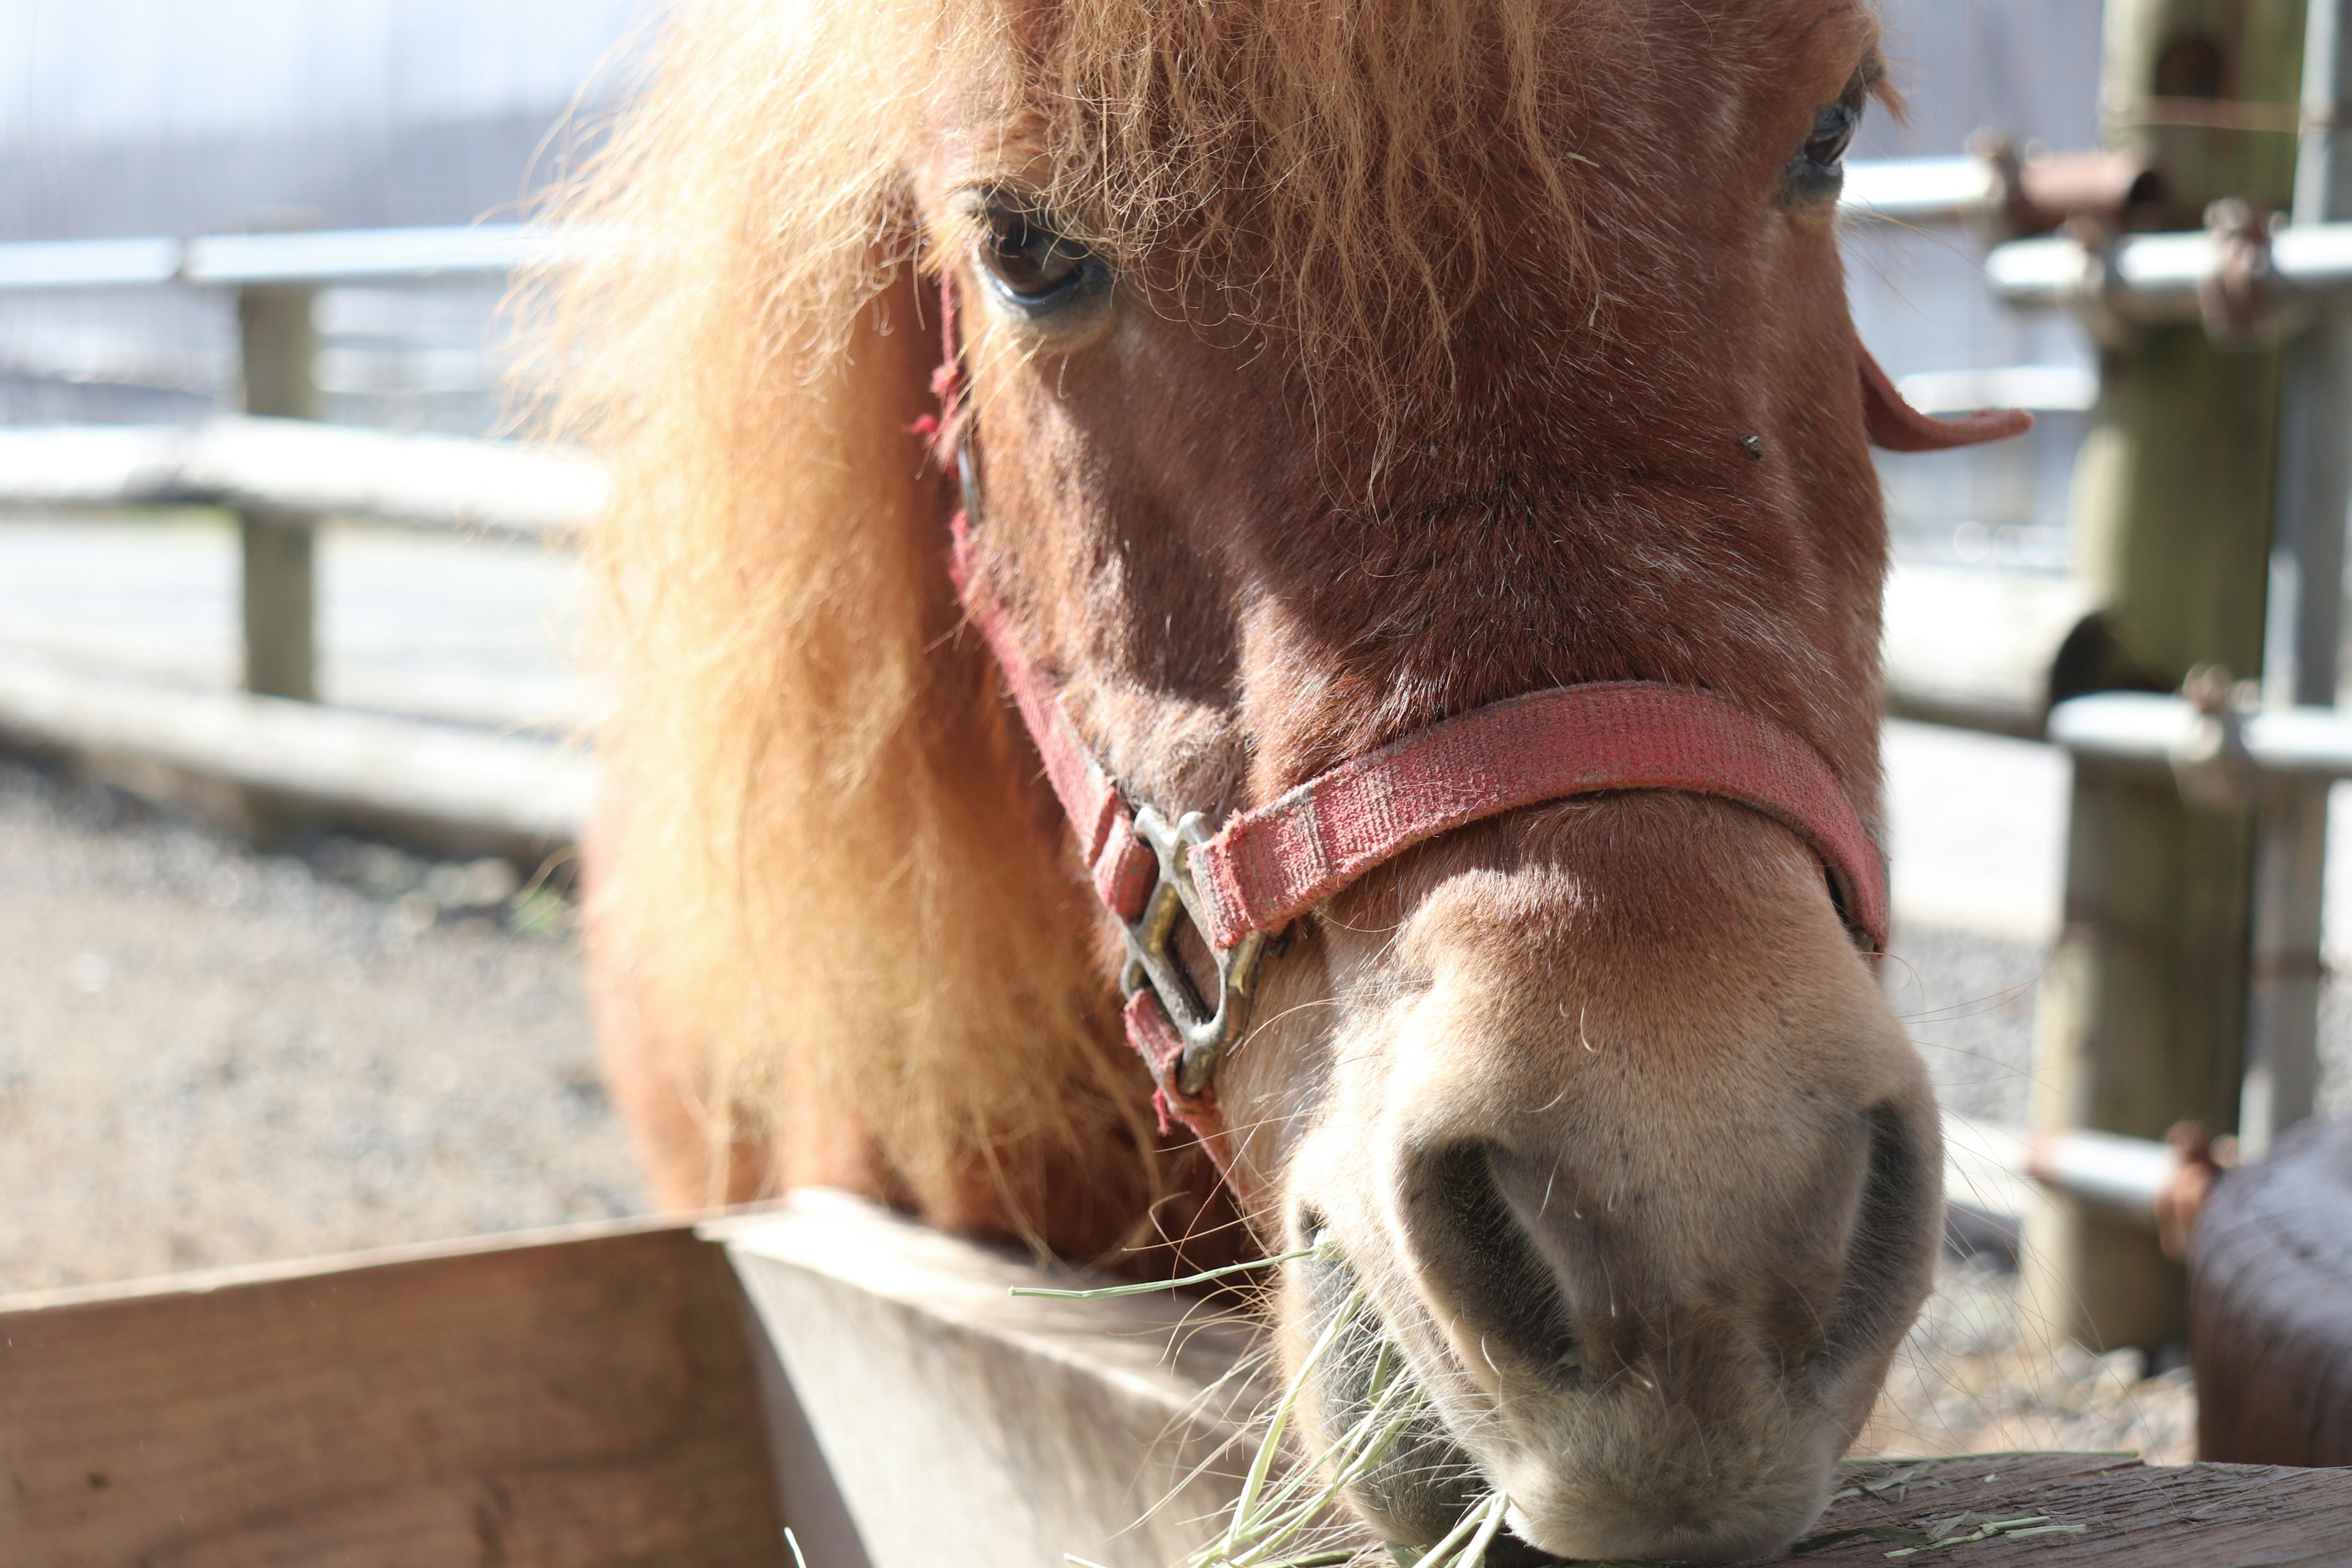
1117 806 1268 1097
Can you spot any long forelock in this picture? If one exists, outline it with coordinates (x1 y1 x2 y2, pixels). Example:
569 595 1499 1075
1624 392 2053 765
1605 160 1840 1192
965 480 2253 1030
987 0 1597 429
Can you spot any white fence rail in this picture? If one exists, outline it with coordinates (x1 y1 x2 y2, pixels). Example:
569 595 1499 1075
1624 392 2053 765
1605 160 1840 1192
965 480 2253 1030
0 649 590 847
0 417 601 538
1992 222 2352 320
0 224 573 292
0 155 2029 299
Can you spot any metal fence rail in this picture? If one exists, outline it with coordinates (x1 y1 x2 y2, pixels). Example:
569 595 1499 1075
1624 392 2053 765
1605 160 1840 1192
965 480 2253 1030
0 154 2029 299
1991 221 2352 320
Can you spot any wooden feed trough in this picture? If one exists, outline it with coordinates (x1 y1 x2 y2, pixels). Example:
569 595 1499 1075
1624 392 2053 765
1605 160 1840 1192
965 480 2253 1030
2 1190 2347 1568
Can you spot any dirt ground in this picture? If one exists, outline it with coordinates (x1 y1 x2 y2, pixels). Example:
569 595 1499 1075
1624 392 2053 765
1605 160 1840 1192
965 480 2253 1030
0 750 2197 1463
0 755 641 1294
1860 1259 2197 1464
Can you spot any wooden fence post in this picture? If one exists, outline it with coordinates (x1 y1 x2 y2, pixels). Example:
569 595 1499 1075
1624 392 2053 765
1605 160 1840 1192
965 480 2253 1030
235 282 318 701
2026 0 2307 1351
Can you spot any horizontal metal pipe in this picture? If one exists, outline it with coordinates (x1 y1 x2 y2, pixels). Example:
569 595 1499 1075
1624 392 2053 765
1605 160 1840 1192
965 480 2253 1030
2035 1128 2180 1216
2049 690 2352 780
0 158 1995 298
1943 1112 2177 1224
1839 157 2000 227
1989 221 2352 318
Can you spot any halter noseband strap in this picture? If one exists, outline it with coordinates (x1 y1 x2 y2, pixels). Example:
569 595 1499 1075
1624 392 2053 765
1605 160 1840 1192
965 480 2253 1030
923 277 1896 1190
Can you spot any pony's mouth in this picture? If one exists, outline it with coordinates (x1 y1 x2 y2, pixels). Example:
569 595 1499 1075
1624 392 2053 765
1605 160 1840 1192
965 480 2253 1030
1284 1227 1838 1568
1291 1243 1573 1567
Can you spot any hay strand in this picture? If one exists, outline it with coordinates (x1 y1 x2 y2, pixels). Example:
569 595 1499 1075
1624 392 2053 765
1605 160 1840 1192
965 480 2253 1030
1011 1245 1327 1300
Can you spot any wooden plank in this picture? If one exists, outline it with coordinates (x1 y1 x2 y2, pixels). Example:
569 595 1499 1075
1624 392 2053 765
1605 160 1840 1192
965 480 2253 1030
1778 1453 2352 1566
0 647 591 848
0 1218 788 1568
0 417 605 538
5 1197 2343 1567
722 1195 2352 1567
717 1192 1263 1568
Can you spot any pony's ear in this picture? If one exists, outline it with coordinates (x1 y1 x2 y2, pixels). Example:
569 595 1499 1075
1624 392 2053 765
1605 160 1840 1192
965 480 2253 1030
1858 341 2035 451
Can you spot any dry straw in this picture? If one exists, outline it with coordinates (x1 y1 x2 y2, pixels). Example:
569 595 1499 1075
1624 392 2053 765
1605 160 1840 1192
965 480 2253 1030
1021 1253 1516 1568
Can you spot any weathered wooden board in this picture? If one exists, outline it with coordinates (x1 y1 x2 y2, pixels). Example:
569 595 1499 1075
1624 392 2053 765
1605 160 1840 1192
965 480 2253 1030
0 1217 788 1568
716 1191 1264 1568
1771 1453 2352 1567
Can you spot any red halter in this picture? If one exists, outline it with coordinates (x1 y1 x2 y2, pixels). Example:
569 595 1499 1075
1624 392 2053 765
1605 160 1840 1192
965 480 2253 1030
922 276 2019 1186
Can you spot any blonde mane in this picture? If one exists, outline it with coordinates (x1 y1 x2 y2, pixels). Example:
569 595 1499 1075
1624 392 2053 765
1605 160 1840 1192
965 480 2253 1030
530 0 1591 1229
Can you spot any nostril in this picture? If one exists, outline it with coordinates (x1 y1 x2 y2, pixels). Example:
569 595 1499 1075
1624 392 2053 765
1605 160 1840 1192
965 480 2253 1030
1401 1141 1585 1383
1819 1103 1935 1378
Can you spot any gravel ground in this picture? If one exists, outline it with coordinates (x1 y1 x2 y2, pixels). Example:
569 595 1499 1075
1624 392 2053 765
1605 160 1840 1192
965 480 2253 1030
1860 1258 2198 1464
1886 924 2043 1128
0 755 641 1295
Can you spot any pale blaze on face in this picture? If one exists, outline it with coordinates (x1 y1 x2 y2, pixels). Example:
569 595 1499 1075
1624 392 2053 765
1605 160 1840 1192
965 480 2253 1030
910 1 1939 1560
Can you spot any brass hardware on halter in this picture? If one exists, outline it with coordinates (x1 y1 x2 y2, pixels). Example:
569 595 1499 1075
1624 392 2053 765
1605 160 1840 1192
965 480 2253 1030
1118 805 1267 1098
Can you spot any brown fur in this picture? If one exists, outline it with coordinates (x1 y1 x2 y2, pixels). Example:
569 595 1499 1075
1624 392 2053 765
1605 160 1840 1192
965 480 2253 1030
538 0 1942 1555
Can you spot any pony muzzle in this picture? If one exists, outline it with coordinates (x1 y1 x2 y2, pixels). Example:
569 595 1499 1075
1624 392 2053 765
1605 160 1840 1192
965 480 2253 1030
1266 815 1940 1565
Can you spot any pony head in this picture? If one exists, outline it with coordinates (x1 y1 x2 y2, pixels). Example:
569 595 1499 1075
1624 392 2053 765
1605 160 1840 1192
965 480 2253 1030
551 0 1943 1558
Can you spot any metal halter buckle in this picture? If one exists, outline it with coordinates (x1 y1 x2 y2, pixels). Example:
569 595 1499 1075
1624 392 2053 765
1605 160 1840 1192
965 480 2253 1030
1118 805 1267 1097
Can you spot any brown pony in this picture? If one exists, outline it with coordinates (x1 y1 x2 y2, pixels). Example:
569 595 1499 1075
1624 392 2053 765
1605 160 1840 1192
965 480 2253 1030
548 0 1977 1558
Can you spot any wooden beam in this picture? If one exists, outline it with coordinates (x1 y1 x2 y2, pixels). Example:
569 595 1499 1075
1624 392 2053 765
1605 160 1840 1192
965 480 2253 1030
0 649 591 849
0 417 605 539
716 1193 1262 1568
0 1218 790 1568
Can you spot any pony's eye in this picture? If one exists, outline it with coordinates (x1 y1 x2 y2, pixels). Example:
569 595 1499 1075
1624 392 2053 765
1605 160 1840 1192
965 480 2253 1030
1784 73 1871 204
976 208 1096 306
1804 100 1860 170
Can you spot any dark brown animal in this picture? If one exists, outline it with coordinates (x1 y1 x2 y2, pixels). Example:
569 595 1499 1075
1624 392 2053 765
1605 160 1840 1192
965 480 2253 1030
2192 1117 2352 1468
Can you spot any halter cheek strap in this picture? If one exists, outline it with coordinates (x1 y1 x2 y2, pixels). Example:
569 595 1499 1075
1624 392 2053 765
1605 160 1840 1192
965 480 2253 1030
923 275 2007 1194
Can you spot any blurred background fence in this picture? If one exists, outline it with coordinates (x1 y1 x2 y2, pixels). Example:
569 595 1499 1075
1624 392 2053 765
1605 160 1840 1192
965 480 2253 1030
0 0 2116 757
0 0 644 430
